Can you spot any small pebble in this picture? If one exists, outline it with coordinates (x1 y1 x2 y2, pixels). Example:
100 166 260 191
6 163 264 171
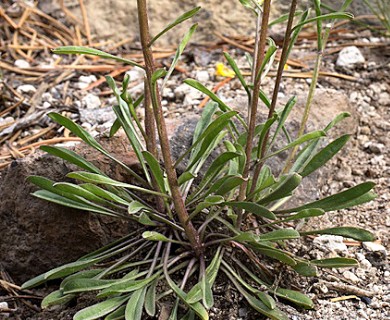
363 242 387 254
17 84 36 93
336 46 365 67
82 93 101 109
343 270 360 283
14 59 30 68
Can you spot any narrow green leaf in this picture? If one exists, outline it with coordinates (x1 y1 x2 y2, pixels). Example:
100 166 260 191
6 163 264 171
144 280 157 317
125 288 146 320
53 46 143 69
251 244 297 266
63 278 117 294
142 231 170 242
177 110 237 169
300 135 350 177
256 291 276 310
80 184 130 206
264 131 326 160
98 275 158 298
291 12 354 32
212 176 244 196
142 151 167 193
67 172 169 198
301 227 375 241
274 288 314 309
292 262 318 277
104 305 126 320
223 269 288 320
311 257 358 268
138 212 157 226
32 190 119 217
223 202 276 220
60 269 104 289
73 295 129 320
224 52 250 97
258 229 300 241
41 290 76 309
278 182 376 213
178 171 197 186
149 7 201 45
162 24 198 88
40 146 102 174
257 173 302 205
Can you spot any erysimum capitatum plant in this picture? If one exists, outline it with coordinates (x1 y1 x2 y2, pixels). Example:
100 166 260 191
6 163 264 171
22 0 376 319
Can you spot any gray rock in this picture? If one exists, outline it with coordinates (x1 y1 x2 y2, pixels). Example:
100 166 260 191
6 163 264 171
0 135 139 283
82 93 102 109
336 46 365 67
79 107 116 125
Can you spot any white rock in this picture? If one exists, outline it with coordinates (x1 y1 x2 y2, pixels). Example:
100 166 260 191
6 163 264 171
355 252 365 261
363 242 387 254
82 93 101 109
79 107 115 125
14 59 30 68
378 92 390 106
16 84 36 93
360 259 372 270
0 301 9 317
343 270 360 283
336 46 365 67
195 70 210 82
76 75 98 89
313 235 348 253
125 67 145 82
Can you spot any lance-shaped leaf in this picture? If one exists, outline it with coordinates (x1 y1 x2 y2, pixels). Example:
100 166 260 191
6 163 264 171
53 46 143 69
41 290 76 309
292 262 317 277
67 172 170 198
40 146 102 174
80 183 131 206
73 295 129 320
224 52 250 98
98 275 158 298
62 278 117 294
105 305 126 320
273 287 314 309
277 182 376 213
223 202 276 220
311 257 358 268
301 227 375 242
251 244 297 266
258 229 300 242
162 24 198 88
142 151 167 194
257 173 302 205
300 135 350 177
149 7 201 45
48 112 145 184
291 12 354 32
144 279 157 317
175 110 237 168
125 287 147 320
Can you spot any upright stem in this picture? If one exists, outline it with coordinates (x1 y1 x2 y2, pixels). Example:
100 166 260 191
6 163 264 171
137 0 202 257
250 0 298 193
236 0 271 227
283 24 331 173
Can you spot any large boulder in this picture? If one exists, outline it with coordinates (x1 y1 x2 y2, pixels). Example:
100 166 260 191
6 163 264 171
0 135 139 283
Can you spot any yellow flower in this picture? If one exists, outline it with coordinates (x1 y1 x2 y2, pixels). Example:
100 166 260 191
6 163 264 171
215 63 235 78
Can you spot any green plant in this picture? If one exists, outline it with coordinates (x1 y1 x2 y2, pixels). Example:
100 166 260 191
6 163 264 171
362 0 390 35
22 1 376 319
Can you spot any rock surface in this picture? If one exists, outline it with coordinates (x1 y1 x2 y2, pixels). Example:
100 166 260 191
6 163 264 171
0 135 139 283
